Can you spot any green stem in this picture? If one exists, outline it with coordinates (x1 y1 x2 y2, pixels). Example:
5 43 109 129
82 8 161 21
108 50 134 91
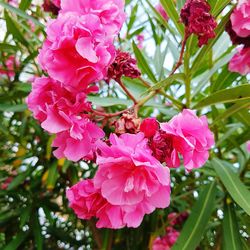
101 229 110 250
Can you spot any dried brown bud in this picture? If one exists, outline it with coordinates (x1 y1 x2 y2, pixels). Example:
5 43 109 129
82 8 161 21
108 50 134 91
114 111 141 135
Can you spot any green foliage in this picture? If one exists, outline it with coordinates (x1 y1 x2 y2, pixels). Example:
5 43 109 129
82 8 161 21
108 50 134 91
0 0 249 249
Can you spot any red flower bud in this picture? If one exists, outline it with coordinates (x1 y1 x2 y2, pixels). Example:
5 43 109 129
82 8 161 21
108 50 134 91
140 118 159 138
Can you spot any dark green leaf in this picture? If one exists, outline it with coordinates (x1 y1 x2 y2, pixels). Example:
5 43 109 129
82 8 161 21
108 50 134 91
222 203 243 250
212 158 250 215
193 84 250 109
172 181 217 250
132 41 157 83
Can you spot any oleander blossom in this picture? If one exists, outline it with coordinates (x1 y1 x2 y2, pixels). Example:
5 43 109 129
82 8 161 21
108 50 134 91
229 46 250 75
180 0 217 47
155 3 169 21
0 55 19 78
160 109 215 171
26 77 94 134
52 117 105 161
60 0 126 35
140 118 159 138
230 0 250 38
152 227 180 250
38 13 116 90
247 141 250 153
94 133 171 227
67 179 157 229
106 50 141 83
226 20 250 47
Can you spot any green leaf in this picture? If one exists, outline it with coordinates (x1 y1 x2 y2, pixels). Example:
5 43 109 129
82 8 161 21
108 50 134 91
222 203 243 250
132 41 157 83
0 104 27 112
172 181 217 250
33 211 43 250
88 96 132 107
193 84 250 109
20 206 32 228
3 231 29 250
4 10 29 47
7 169 32 190
212 158 250 215
0 43 18 52
212 0 232 17
0 1 44 28
46 161 59 190
127 4 138 33
19 0 32 11
145 73 184 93
160 0 185 37
212 101 250 125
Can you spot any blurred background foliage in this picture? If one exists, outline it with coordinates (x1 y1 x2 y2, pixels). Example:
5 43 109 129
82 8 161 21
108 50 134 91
0 0 249 249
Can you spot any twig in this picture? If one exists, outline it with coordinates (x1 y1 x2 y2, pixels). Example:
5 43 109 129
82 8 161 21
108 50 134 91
117 79 138 104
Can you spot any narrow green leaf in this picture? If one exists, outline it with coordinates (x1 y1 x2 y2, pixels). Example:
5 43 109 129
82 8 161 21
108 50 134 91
127 4 138 33
7 169 32 190
0 1 44 28
33 211 43 250
193 84 250 109
20 206 32 228
46 161 59 190
222 203 243 250
172 181 217 250
145 73 184 93
4 10 29 47
132 41 157 83
212 101 249 125
160 0 185 37
212 158 250 215
0 104 27 112
0 43 18 52
88 96 132 107
3 231 29 250
19 0 32 11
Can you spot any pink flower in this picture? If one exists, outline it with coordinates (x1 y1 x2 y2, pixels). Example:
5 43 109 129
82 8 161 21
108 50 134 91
0 55 19 78
38 13 115 90
180 0 217 47
231 0 250 38
66 179 106 219
26 77 93 134
60 0 126 35
247 141 250 153
229 46 250 75
140 118 159 138
136 34 144 49
52 117 104 161
67 179 152 229
155 3 169 21
160 109 214 171
152 227 180 250
94 133 171 226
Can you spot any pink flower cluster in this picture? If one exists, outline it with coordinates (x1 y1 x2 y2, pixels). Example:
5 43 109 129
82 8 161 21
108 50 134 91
0 55 19 78
227 0 250 75
180 0 217 47
141 110 214 172
155 3 169 21
67 110 214 228
152 212 188 250
67 133 171 228
27 0 126 161
27 0 215 230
